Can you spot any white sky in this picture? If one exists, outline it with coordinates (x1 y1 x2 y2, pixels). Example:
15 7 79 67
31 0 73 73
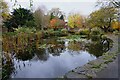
5 0 98 17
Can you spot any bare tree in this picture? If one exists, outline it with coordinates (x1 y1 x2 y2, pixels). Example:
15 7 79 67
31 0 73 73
96 0 120 8
48 8 65 20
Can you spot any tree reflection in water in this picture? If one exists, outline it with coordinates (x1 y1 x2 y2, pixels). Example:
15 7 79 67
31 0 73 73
67 38 113 57
86 38 113 57
2 36 113 79
16 50 35 61
2 52 14 80
48 43 65 56
35 48 49 61
67 40 86 51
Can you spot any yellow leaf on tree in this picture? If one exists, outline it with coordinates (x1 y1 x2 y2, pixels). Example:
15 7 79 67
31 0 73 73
112 21 120 30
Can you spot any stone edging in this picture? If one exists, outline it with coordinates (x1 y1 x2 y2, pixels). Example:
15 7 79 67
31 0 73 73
62 34 119 79
64 52 118 78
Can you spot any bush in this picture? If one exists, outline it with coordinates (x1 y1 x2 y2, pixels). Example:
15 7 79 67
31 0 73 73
90 27 104 41
68 30 76 34
79 29 90 35
46 29 54 36
113 30 119 35
3 32 18 37
101 35 107 39
44 29 68 37
35 31 43 39
54 30 62 36
75 31 80 35
91 35 100 41
61 29 68 36
90 27 103 35
67 35 80 39
61 29 68 34
14 27 36 33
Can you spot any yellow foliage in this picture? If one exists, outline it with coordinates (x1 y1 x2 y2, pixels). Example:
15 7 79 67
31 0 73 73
68 13 83 28
112 21 120 30
1 12 10 20
0 0 10 20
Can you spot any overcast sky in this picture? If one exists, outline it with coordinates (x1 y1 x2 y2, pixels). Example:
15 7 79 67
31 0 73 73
5 0 98 17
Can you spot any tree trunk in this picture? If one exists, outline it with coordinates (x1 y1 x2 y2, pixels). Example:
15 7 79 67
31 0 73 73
100 26 108 32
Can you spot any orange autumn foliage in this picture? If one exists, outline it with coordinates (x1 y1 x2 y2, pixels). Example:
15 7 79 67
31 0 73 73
50 19 57 28
50 18 65 29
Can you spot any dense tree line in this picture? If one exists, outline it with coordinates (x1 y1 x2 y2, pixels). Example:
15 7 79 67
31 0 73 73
1 0 119 32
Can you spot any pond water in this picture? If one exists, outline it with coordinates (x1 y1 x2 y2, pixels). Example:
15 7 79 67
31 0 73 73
2 37 113 79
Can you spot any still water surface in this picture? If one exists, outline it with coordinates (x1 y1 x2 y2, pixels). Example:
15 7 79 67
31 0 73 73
12 50 96 78
2 37 112 78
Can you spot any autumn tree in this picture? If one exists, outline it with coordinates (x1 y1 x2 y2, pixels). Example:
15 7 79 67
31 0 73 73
112 21 120 30
87 7 117 32
48 8 65 30
96 0 120 26
0 0 10 20
50 18 65 30
68 13 83 28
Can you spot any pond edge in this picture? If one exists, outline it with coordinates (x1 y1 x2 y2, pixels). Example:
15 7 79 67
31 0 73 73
61 34 119 79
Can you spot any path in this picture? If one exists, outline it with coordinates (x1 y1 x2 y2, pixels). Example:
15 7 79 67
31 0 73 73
96 54 119 78
95 33 119 78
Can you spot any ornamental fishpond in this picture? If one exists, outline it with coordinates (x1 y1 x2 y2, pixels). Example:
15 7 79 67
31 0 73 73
2 36 113 79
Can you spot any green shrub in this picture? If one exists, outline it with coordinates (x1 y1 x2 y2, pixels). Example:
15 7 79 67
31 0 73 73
79 29 90 35
101 35 107 39
3 32 18 37
113 30 119 35
60 29 68 36
68 30 76 34
44 31 49 37
61 29 68 34
91 31 100 35
54 31 62 36
46 29 54 36
45 29 68 37
67 35 80 39
14 27 36 33
91 35 100 41
90 27 103 35
75 31 80 35
36 31 43 38
90 27 104 41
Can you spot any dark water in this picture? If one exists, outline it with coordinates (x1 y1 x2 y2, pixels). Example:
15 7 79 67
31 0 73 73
2 37 113 78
